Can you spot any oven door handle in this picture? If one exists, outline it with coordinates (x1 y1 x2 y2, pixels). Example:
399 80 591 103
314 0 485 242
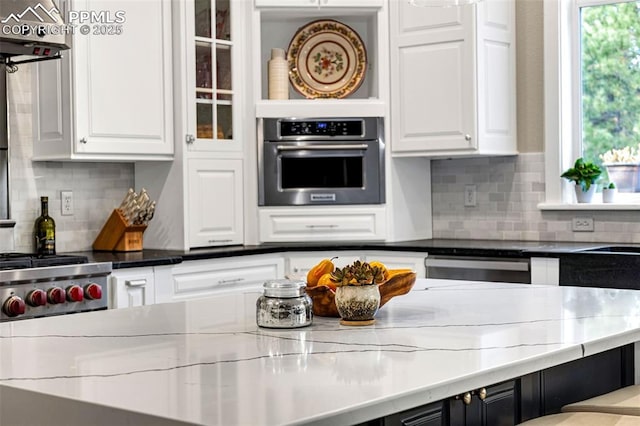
276 144 368 151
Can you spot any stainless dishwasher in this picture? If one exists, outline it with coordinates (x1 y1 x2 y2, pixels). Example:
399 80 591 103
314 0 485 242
425 255 531 284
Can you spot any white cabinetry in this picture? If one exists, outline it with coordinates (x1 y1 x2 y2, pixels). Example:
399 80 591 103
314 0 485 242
252 2 432 244
136 0 249 250
31 0 174 161
259 206 387 243
286 251 362 279
362 251 427 278
155 255 284 303
188 159 244 247
110 267 156 309
530 257 560 286
389 1 516 157
285 250 426 279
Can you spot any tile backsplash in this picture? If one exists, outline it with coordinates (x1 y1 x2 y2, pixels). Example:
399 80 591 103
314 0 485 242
7 64 134 253
431 153 640 243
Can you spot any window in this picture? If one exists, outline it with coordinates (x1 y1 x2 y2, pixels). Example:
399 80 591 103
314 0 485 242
543 0 640 207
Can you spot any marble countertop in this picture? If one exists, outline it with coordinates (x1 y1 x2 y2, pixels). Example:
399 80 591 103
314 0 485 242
2 279 640 426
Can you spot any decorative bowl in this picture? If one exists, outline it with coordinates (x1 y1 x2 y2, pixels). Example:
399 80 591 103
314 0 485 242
305 271 417 318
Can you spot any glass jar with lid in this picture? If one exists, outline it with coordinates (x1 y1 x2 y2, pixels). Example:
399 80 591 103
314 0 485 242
256 279 313 329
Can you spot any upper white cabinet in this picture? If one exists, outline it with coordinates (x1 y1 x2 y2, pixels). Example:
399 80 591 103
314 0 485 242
389 1 517 157
186 0 243 153
32 0 174 161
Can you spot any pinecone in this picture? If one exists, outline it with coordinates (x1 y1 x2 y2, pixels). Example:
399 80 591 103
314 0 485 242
330 260 385 287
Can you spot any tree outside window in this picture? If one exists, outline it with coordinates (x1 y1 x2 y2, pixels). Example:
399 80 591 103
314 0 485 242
581 1 640 193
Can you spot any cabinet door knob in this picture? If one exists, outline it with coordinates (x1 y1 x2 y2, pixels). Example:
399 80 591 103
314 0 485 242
80 137 87 144
477 388 487 401
462 392 472 405
186 134 195 144
465 134 472 142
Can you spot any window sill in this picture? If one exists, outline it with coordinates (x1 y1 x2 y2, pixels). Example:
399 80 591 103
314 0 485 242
538 202 640 211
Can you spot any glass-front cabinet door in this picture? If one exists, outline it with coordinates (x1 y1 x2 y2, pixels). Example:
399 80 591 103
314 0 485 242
188 0 241 152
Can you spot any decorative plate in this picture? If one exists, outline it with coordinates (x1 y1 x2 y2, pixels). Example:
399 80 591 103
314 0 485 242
287 19 367 99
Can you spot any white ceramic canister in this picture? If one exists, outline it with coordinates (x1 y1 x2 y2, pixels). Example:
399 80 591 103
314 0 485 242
268 48 289 100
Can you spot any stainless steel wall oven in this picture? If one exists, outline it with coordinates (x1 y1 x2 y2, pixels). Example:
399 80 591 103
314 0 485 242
259 117 385 206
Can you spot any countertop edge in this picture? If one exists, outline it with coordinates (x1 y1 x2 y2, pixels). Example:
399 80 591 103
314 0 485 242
68 239 621 269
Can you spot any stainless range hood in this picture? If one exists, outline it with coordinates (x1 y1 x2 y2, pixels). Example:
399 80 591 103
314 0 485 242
0 0 71 60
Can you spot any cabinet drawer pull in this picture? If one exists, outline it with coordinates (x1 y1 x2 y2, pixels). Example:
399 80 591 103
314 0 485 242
218 278 245 285
125 279 147 287
208 239 232 243
455 392 473 405
477 388 487 401
305 224 338 229
455 388 487 405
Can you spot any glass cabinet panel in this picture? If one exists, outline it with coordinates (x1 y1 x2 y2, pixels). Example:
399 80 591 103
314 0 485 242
193 0 233 147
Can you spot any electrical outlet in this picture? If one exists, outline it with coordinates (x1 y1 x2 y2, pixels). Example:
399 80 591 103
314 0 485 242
464 185 477 207
61 191 73 216
572 217 594 232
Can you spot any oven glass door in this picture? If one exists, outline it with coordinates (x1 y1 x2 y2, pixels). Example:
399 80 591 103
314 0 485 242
261 140 384 206
280 150 364 190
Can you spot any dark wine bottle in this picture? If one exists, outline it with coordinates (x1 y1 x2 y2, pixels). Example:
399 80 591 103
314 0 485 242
34 196 55 255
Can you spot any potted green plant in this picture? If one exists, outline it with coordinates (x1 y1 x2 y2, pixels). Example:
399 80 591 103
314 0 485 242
330 260 385 326
561 158 602 203
600 146 640 192
602 182 617 203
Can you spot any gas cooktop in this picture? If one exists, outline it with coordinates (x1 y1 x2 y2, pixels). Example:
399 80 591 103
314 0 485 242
0 253 89 270
0 255 110 322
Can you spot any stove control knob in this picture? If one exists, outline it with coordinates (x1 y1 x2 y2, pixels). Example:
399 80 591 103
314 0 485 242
84 283 102 300
47 287 66 304
26 289 47 307
3 296 26 317
66 285 84 302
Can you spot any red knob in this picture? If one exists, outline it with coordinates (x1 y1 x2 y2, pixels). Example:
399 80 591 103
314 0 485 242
3 296 26 317
84 283 102 300
67 285 84 302
47 287 66 304
26 289 47 307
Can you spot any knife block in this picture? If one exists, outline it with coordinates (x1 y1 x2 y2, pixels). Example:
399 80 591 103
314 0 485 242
93 209 147 252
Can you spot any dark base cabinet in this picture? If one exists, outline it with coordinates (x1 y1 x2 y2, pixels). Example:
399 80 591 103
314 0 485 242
383 400 447 426
559 254 640 288
449 380 518 426
379 345 633 426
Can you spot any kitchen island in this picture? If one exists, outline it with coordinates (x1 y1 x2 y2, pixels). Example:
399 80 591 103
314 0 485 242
1 279 639 426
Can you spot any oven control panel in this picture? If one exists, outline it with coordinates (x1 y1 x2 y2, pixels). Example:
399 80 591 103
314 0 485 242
279 119 364 138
